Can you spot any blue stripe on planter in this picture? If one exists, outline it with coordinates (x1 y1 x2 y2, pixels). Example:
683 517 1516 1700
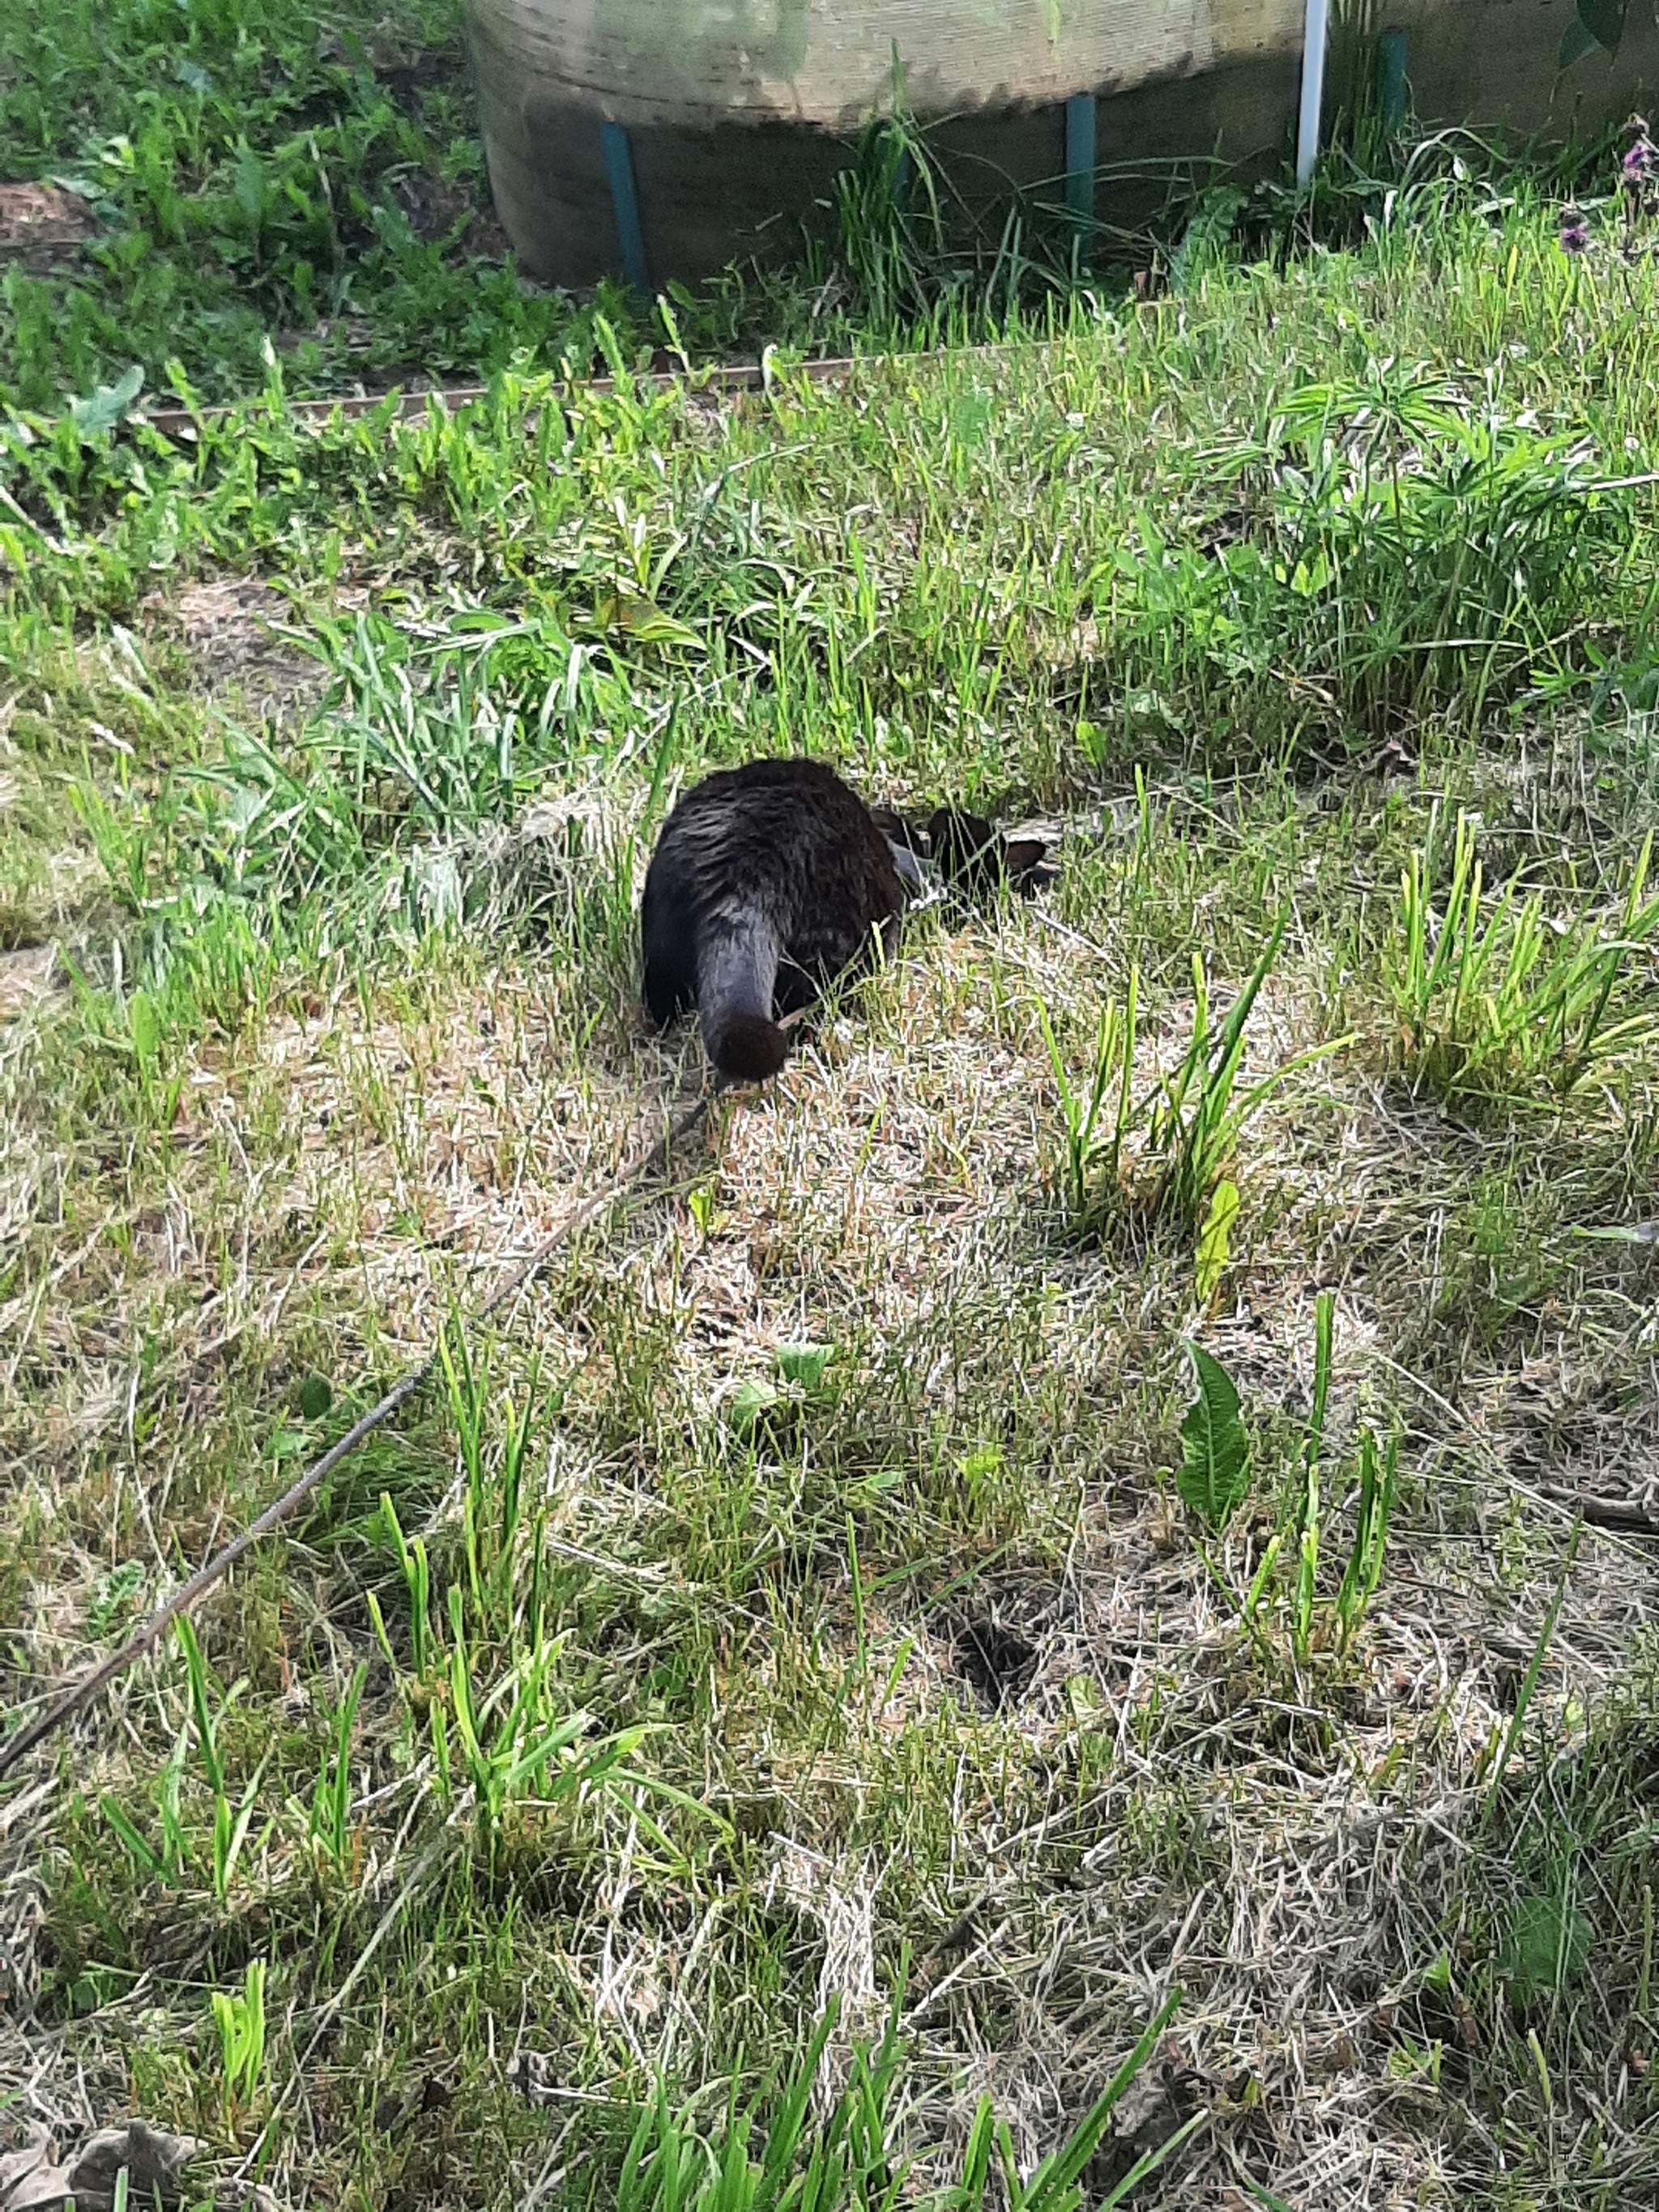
1064 93 1095 231
1378 28 1409 130
602 120 651 296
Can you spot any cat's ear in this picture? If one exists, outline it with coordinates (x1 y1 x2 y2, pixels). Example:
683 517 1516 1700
1004 837 1053 896
888 841 925 897
871 804 926 855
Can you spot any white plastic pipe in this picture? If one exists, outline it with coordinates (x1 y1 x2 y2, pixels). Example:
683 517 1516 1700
1295 0 1331 186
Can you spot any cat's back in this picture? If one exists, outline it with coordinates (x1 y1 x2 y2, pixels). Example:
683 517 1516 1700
660 757 870 861
641 756 910 1052
651 757 895 912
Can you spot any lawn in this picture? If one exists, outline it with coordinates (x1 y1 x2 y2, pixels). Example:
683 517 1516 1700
0 0 1009 416
4 65 1659 2212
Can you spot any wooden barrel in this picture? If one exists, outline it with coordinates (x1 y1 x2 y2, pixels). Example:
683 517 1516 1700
462 0 1659 291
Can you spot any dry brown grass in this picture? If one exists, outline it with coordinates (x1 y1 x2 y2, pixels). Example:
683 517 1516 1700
6 718 1659 2208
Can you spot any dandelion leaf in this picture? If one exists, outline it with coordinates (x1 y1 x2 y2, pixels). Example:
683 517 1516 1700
1177 1342 1252 1531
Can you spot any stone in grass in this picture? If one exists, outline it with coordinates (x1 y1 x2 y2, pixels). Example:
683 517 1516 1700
0 2120 207 2212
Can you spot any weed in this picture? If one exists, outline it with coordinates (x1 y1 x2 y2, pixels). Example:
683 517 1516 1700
87 1560 146 1639
100 1739 188 1890
369 1492 433 1681
777 1343 835 1393
1034 978 1137 1223
1176 1343 1253 1532
1149 920 1341 1221
300 1661 367 1878
617 1986 1194 2212
1331 1423 1399 1656
1183 1303 1401 1666
1042 914 1349 1238
211 1958 267 2116
0 0 592 408
1389 809 1659 1111
100 1618 269 1900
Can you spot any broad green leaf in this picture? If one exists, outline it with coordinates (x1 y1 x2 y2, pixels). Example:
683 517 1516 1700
1075 717 1108 768
234 141 268 228
777 1342 833 1391
70 362 143 435
730 1378 779 1434
1559 9 1608 65
1194 1178 1239 1302
1176 1342 1252 1530
1575 0 1627 63
1500 1894 1593 2004
1577 0 1628 50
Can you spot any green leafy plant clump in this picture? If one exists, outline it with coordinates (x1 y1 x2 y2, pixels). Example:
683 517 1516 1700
1039 912 1350 1285
1175 1298 1400 1666
1388 808 1659 1114
0 0 632 411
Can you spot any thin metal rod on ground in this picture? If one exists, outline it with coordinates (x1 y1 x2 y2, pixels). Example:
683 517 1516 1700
126 340 1030 440
0 1081 724 1784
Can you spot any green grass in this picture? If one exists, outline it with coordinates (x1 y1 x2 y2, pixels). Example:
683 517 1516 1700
0 0 599 411
0 0 1127 416
6 114 1659 2211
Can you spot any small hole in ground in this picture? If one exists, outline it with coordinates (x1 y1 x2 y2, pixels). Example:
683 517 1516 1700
949 1612 1038 1709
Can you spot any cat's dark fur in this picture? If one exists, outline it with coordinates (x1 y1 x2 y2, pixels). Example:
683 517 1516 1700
925 808 1051 899
642 758 911 1083
872 803 1052 900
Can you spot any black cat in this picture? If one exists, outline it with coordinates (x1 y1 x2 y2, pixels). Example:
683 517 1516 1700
642 758 920 1083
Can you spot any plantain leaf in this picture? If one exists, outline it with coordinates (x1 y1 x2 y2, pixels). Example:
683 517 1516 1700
1177 1342 1252 1530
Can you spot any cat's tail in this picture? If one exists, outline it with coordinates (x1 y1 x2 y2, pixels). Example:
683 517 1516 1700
697 912 789 1082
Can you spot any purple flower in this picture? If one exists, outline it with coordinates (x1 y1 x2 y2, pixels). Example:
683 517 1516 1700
1559 213 1591 255
1623 143 1655 181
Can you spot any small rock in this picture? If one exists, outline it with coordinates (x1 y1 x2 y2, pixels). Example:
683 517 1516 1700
61 2120 203 2210
0 2130 56 2201
0 182 97 267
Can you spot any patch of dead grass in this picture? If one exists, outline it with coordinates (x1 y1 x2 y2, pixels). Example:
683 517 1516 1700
4 731 1659 2207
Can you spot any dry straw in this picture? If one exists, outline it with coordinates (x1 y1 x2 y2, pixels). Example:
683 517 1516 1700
0 1079 731 1783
